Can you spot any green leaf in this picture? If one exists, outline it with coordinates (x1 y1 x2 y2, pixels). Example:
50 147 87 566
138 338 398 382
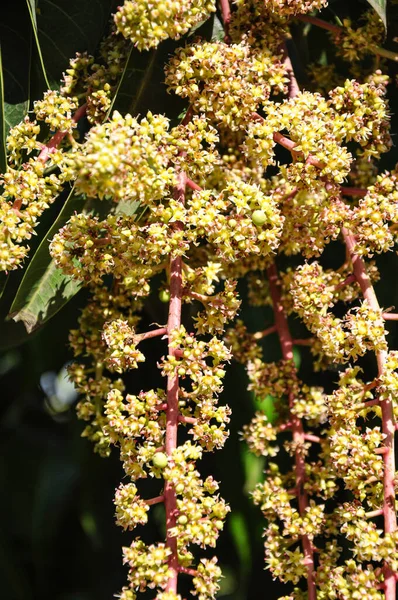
0 1 32 137
0 44 7 173
8 188 85 333
113 39 186 121
366 0 387 28
36 0 116 87
25 0 51 91
8 187 141 332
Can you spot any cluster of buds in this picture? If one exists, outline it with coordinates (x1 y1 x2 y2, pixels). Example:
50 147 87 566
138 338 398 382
4 0 398 598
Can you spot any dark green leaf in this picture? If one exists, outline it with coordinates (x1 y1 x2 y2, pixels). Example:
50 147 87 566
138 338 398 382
26 0 51 92
0 1 32 137
36 0 116 87
113 39 186 121
0 273 9 300
0 44 7 173
366 0 387 28
8 188 86 333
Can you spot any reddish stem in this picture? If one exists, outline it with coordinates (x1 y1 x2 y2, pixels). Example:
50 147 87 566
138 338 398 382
273 131 323 168
304 434 321 444
282 42 300 99
164 172 186 594
383 313 398 321
252 325 277 340
267 263 317 600
178 566 198 577
343 228 396 600
38 103 87 162
185 289 209 303
360 399 380 410
186 178 203 192
366 508 384 519
135 327 167 343
375 447 389 455
218 0 231 42
297 14 341 34
178 415 196 424
293 338 314 347
146 495 165 506
297 14 398 62
340 186 367 197
335 274 356 291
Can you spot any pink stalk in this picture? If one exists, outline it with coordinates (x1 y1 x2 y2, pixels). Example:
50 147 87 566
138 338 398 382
340 186 367 197
293 338 314 346
186 177 203 192
252 325 277 340
146 495 165 506
178 415 196 424
383 313 398 321
297 14 341 34
282 42 300 99
38 103 87 162
297 14 398 62
267 263 317 600
164 172 186 594
218 0 231 42
342 228 396 600
366 508 384 519
135 327 167 343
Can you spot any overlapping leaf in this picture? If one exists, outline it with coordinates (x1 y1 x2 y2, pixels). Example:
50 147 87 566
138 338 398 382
366 0 387 28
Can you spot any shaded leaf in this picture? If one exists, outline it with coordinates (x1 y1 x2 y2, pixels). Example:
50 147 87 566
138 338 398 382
113 39 186 121
0 1 32 137
366 0 387 28
26 0 51 92
0 273 8 301
9 188 85 333
36 0 116 87
0 45 6 173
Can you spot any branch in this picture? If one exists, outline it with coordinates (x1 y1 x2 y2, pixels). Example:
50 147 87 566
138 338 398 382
38 103 87 162
383 313 398 321
340 186 367 198
146 495 165 506
267 263 317 600
135 327 167 343
252 325 277 340
164 171 186 594
297 15 398 62
342 228 396 600
218 0 231 42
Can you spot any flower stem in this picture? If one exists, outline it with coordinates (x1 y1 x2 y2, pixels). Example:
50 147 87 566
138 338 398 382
297 15 398 62
218 0 231 42
342 228 396 600
135 327 167 343
38 103 87 162
267 262 317 600
164 172 186 594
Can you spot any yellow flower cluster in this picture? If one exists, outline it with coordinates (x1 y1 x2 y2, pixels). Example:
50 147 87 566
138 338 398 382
114 0 215 50
263 0 327 17
286 262 388 362
33 90 78 132
166 41 287 129
332 11 385 63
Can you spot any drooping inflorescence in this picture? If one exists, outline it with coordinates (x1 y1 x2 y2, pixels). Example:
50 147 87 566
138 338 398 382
3 0 398 598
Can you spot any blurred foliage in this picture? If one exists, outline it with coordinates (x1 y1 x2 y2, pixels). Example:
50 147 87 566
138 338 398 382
0 1 398 599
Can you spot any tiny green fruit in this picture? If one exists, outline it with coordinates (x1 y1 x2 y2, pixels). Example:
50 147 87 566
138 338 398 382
152 452 168 469
159 290 170 303
251 209 267 226
178 515 188 525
